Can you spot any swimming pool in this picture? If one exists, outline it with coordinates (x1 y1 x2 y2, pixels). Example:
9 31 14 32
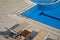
21 4 60 30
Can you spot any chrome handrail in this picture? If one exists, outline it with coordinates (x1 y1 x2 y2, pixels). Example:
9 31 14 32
31 0 60 5
38 0 60 5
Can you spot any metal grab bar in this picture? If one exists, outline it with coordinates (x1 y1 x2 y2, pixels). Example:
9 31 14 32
36 0 59 5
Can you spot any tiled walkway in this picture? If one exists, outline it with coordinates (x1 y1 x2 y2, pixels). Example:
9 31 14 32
0 0 29 31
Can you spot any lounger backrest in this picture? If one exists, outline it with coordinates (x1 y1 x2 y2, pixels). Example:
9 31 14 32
13 22 29 32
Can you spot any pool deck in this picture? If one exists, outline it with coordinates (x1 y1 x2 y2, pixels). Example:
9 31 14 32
0 0 60 40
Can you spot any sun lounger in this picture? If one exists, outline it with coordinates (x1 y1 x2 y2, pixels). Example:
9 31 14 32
33 29 49 40
5 22 30 39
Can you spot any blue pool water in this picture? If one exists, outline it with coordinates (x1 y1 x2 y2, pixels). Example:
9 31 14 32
21 4 60 29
